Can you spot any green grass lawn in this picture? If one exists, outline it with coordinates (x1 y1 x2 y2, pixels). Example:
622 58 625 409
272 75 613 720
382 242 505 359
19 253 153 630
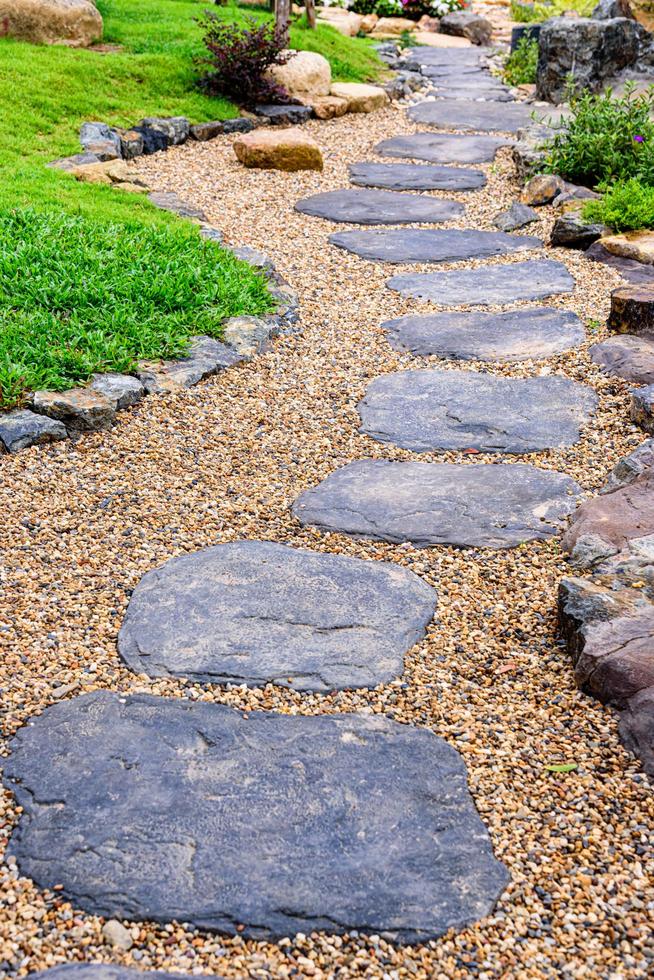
0 0 381 408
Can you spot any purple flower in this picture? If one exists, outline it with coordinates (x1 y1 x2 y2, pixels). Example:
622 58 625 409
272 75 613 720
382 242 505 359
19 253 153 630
634 134 645 143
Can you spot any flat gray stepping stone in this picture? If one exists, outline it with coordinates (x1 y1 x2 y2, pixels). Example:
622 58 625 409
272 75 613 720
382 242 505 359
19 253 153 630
382 307 585 361
293 459 580 549
29 969 207 980
591 334 654 385
387 259 575 306
430 87 515 103
118 540 436 691
5 690 509 942
408 99 533 133
349 161 486 191
408 47 488 67
330 228 541 264
294 189 463 225
358 369 597 454
376 132 509 164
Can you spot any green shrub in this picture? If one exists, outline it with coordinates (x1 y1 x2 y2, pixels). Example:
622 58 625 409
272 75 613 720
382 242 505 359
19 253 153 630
351 0 377 12
583 179 654 232
503 35 538 86
541 85 654 188
510 0 594 21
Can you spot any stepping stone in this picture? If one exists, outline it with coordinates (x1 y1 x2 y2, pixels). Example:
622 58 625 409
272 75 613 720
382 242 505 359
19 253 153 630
407 47 488 67
376 132 509 164
349 161 487 192
382 307 585 361
358 370 597 454
591 335 654 385
5 690 509 942
408 99 533 133
293 459 581 549
330 228 541 264
294 189 463 225
118 540 436 691
30 969 206 980
387 259 575 306
430 87 515 103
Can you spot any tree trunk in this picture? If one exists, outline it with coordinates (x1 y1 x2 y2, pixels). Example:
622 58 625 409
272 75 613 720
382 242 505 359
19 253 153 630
275 0 291 45
305 0 317 29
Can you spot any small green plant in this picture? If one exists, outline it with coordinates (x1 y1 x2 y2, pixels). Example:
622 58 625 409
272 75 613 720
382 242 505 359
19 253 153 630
398 28 418 48
351 0 377 12
503 35 538 87
374 0 404 15
583 179 654 231
510 0 594 21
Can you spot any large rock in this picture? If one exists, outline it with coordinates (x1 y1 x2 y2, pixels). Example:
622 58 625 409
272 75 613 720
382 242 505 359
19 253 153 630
265 50 331 98
591 334 654 384
349 161 486 191
0 0 102 46
372 16 416 35
30 387 116 433
601 230 654 265
608 284 654 334
493 202 538 232
376 132 509 164
137 336 243 393
620 686 654 778
118 541 436 691
408 99 534 133
329 228 541 264
79 122 122 161
536 17 641 103
316 6 363 35
439 11 493 46
330 82 389 113
233 129 323 172
0 409 67 453
295 189 463 225
4 691 509 942
550 211 609 249
293 459 581 549
358 370 597 453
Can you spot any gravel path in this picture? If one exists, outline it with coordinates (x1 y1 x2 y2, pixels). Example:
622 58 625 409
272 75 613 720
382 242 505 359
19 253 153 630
1 61 653 980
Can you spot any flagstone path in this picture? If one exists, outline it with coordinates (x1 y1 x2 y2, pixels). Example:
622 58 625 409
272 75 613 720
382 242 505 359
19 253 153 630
294 188 464 224
348 161 487 191
330 227 541 263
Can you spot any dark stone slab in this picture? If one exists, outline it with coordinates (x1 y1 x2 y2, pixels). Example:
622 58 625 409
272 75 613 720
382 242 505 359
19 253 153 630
293 459 580 549
387 259 575 306
493 202 537 232
4 691 509 942
358 370 597 453
406 47 489 67
586 240 654 285
382 307 585 361
591 334 654 385
29 968 209 980
118 540 436 691
375 133 509 165
349 162 487 192
330 228 541 264
255 104 313 125
295 189 464 225
0 409 68 454
408 99 534 133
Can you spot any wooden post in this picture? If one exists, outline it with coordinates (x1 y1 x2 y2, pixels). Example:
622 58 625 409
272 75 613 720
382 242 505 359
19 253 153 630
275 0 291 45
305 0 317 29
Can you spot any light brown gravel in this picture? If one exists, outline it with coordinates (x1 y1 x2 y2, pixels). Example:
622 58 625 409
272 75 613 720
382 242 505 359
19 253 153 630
0 99 653 980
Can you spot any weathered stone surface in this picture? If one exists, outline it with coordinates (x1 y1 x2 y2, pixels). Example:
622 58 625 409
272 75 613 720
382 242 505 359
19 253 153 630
550 211 609 248
330 82 389 113
222 316 278 356
349 161 486 191
189 121 225 142
536 16 641 103
429 84 514 102
620 687 654 778
148 191 206 220
591 334 654 384
102 919 133 951
563 467 654 563
601 230 654 265
608 284 654 334
387 259 575 305
439 11 493 45
118 129 144 159
316 7 363 36
592 0 635 17
137 116 189 146
376 132 509 164
0 0 103 47
118 540 436 690
308 95 348 119
330 228 541 264
79 122 121 161
493 202 538 232
137 336 243 394
31 388 116 433
4 690 509 941
631 383 654 432
358 370 596 454
265 50 331 98
293 459 580 549
520 174 565 207
602 438 654 494
586 240 654 284
48 151 101 170
0 409 67 454
233 129 323 171
254 104 313 126
372 16 416 35
512 124 553 179
408 99 534 133
296 189 463 225
382 307 585 362
28 968 207 980
90 373 145 410
222 118 255 135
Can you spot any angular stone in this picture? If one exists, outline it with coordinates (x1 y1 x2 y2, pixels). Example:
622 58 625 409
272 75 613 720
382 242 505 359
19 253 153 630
330 228 541 264
133 124 169 155
330 82 389 113
189 121 225 142
620 687 654 778
550 211 608 249
148 191 206 221
631 384 654 433
608 284 654 334
602 438 654 494
222 316 278 356
387 259 575 306
293 459 580 549
563 467 654 563
90 373 145 410
254 104 313 125
233 129 323 172
31 388 116 433
493 202 538 232
118 540 436 690
520 174 565 207
358 370 596 453
308 95 349 119
265 50 331 98
222 118 255 135
316 7 363 36
586 241 654 285
118 129 144 159
48 151 101 171
137 336 243 394
349 161 486 191
295 189 464 225
408 99 534 133
137 116 190 146
79 122 122 161
439 11 493 45
512 124 552 179
28 968 205 980
0 409 68 454
376 132 509 164
591 334 654 384
382 307 585 362
4 691 509 941
601 230 654 265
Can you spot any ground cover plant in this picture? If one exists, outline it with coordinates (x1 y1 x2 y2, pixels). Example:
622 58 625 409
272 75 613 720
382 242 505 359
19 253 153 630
503 35 538 86
583 178 654 231
510 0 594 21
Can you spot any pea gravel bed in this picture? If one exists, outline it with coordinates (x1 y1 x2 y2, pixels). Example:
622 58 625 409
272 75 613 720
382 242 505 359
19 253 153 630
0 104 653 980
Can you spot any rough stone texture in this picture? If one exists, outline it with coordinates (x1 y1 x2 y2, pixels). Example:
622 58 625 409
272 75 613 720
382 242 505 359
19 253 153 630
118 129 144 159
550 212 609 249
512 124 553 179
79 122 121 161
30 388 116 433
293 459 581 549
0 409 68 454
330 82 389 113
48 151 101 170
429 84 514 103
28 968 207 980
520 174 565 207
295 189 463 225
118 540 436 690
349 161 486 191
631 383 654 432
536 17 641 103
376 133 509 164
592 0 635 17
254 105 314 126
563 467 654 563
189 121 225 142
223 118 255 135
373 16 416 35
387 259 575 305
89 373 145 410
308 95 348 120
439 11 493 45
408 99 534 133
233 129 323 172
222 316 278 356
608 284 654 333
137 336 243 394
0 0 102 47
4 691 509 941
620 686 654 779
358 370 597 454
137 116 190 146
586 240 654 284
148 191 206 221
602 438 654 494
601 230 654 265
591 334 654 384
316 7 363 36
493 202 538 232
265 50 331 98
330 228 541 264
381 308 585 362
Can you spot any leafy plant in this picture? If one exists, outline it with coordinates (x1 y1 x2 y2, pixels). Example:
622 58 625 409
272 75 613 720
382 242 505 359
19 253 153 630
541 84 654 188
510 0 594 22
351 0 378 12
583 179 654 231
195 12 292 107
375 0 404 15
398 28 418 47
503 35 538 86
400 0 465 16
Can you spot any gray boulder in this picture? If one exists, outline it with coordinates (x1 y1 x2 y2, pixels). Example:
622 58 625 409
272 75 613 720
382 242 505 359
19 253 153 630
439 11 493 46
79 122 122 161
592 0 634 19
0 409 67 454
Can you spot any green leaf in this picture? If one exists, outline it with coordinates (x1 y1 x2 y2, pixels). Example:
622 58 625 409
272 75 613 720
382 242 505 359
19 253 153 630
544 763 578 773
